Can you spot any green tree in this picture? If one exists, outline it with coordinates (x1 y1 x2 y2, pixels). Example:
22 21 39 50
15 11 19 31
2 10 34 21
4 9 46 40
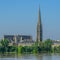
44 39 52 52
32 42 38 54
39 42 44 52
54 46 60 53
18 46 23 54
0 39 9 53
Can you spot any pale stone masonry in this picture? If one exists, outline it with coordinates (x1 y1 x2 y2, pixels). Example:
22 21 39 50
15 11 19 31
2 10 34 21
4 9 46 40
36 7 42 42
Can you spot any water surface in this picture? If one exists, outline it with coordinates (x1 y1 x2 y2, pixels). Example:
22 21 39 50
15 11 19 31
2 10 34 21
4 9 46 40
0 53 60 60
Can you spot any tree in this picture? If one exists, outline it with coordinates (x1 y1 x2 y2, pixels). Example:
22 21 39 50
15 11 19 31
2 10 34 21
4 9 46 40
44 39 52 52
39 42 44 52
32 42 38 54
0 39 9 53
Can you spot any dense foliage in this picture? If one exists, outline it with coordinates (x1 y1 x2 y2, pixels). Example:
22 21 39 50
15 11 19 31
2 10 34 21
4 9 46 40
0 39 16 53
0 39 60 54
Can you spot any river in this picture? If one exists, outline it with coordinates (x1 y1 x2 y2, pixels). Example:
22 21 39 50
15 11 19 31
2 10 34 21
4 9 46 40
0 53 60 60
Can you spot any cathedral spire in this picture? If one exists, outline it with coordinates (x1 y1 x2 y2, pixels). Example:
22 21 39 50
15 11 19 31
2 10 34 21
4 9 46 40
38 6 40 23
36 6 42 42
38 6 41 25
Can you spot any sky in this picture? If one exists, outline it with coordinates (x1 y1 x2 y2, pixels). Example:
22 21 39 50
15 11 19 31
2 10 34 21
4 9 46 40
0 0 60 40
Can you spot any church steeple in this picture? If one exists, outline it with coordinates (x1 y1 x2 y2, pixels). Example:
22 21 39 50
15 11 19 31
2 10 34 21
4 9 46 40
38 6 41 24
36 6 42 42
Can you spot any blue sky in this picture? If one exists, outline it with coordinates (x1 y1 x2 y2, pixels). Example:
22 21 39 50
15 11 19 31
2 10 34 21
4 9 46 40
0 0 60 40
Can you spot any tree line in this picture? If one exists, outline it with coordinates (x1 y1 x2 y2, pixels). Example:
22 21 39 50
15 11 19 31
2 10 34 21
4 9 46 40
0 39 60 54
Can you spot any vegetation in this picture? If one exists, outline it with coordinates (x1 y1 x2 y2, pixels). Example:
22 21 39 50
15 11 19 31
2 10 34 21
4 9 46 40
0 39 16 53
0 39 60 54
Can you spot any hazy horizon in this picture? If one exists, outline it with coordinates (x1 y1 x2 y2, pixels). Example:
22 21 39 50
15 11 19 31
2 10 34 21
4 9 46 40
0 0 60 40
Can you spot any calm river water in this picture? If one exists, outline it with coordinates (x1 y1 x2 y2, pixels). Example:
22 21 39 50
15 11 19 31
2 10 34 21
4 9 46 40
0 53 60 60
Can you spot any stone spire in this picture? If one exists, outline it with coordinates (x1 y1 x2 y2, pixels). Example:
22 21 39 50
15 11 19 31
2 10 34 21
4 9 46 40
36 6 42 42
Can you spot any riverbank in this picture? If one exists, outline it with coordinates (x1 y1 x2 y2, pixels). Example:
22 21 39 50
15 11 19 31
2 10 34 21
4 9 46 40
0 39 60 54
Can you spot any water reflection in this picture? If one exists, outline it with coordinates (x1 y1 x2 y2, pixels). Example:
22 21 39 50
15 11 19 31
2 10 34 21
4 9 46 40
0 53 18 60
43 54 52 60
36 54 43 60
0 53 16 58
0 53 60 60
17 54 43 60
0 53 54 60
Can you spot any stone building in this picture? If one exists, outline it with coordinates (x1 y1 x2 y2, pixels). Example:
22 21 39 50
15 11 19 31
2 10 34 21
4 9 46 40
4 35 34 46
36 7 43 42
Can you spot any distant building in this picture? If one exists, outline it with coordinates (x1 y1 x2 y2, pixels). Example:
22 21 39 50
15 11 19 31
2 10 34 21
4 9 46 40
52 40 60 47
4 35 34 46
